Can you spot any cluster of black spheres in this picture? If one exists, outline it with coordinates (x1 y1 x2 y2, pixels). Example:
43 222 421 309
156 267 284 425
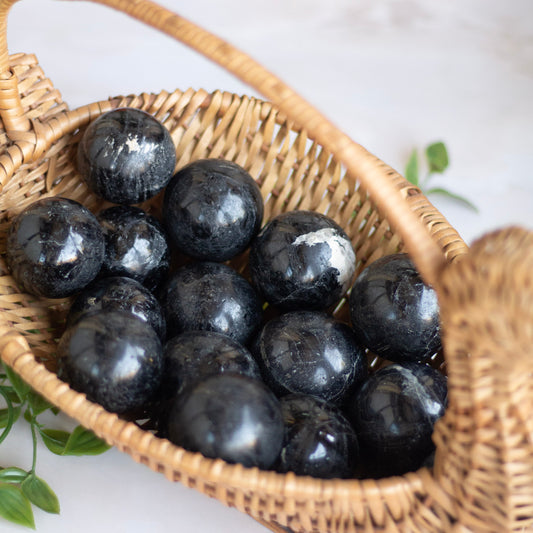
5 108 447 479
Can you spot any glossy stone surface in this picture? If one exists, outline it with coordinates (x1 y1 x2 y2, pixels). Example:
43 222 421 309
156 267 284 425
6 197 105 298
249 210 356 310
97 205 171 292
167 374 284 469
160 261 263 346
163 158 263 261
66 276 166 340
160 330 262 399
252 310 367 404
349 253 441 362
155 331 263 435
77 107 176 204
57 310 164 414
276 394 359 479
346 362 447 477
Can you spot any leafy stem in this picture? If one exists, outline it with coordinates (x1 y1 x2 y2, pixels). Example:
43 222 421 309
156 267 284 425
405 141 478 213
0 362 111 529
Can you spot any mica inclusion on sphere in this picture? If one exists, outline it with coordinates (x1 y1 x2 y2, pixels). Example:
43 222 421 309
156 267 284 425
97 205 171 292
252 310 367 404
349 253 441 362
160 261 263 346
6 197 105 298
249 210 356 310
163 159 264 261
346 362 447 477
167 374 284 469
277 394 359 479
57 310 164 414
66 276 166 340
77 107 176 204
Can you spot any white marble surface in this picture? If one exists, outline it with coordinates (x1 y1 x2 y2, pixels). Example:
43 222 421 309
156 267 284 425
1 0 532 532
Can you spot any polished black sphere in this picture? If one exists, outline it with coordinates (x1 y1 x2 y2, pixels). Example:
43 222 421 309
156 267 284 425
249 210 356 310
167 374 284 469
346 362 447 477
57 310 164 414
97 205 171 292
160 261 263 346
160 330 262 399
252 310 367 404
66 276 166 340
349 253 441 362
77 107 176 204
276 394 359 479
6 197 105 298
163 159 263 261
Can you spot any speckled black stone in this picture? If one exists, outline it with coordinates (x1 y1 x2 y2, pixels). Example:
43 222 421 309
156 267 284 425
77 107 176 204
251 310 367 405
66 276 166 340
97 205 171 292
249 210 356 311
349 253 441 362
167 374 284 469
276 394 359 479
159 261 263 346
163 159 263 261
154 330 263 436
6 197 105 298
345 362 447 477
57 310 164 414
160 330 262 399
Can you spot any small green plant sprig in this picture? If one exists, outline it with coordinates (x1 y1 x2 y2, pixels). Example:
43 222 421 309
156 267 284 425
405 141 478 212
0 362 110 529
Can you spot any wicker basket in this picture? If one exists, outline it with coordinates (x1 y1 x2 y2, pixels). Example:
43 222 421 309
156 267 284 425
1 1 532 532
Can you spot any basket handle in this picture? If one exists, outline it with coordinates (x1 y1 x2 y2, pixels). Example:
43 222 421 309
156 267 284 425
431 226 533 531
0 0 447 285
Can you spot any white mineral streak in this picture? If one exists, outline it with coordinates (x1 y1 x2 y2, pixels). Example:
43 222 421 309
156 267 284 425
125 134 142 152
293 228 356 288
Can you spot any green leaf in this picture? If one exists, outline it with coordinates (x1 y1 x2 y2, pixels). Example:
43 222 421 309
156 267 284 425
405 149 419 186
27 391 53 416
0 405 21 429
39 428 70 455
425 187 479 212
0 385 22 405
39 426 110 456
0 388 18 445
0 482 35 529
0 467 29 484
21 474 60 514
2 365 31 403
426 141 449 173
63 426 111 456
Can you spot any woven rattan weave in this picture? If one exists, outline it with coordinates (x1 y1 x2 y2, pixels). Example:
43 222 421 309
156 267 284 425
0 1 531 532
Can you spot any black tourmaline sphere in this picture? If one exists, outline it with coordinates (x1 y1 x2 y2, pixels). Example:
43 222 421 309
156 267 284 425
97 205 171 292
160 261 263 346
160 330 262 399
167 374 284 469
349 253 441 362
66 276 166 340
6 197 105 298
277 394 359 479
249 210 356 311
163 159 263 261
57 310 164 414
77 107 176 204
252 310 367 405
346 361 447 477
